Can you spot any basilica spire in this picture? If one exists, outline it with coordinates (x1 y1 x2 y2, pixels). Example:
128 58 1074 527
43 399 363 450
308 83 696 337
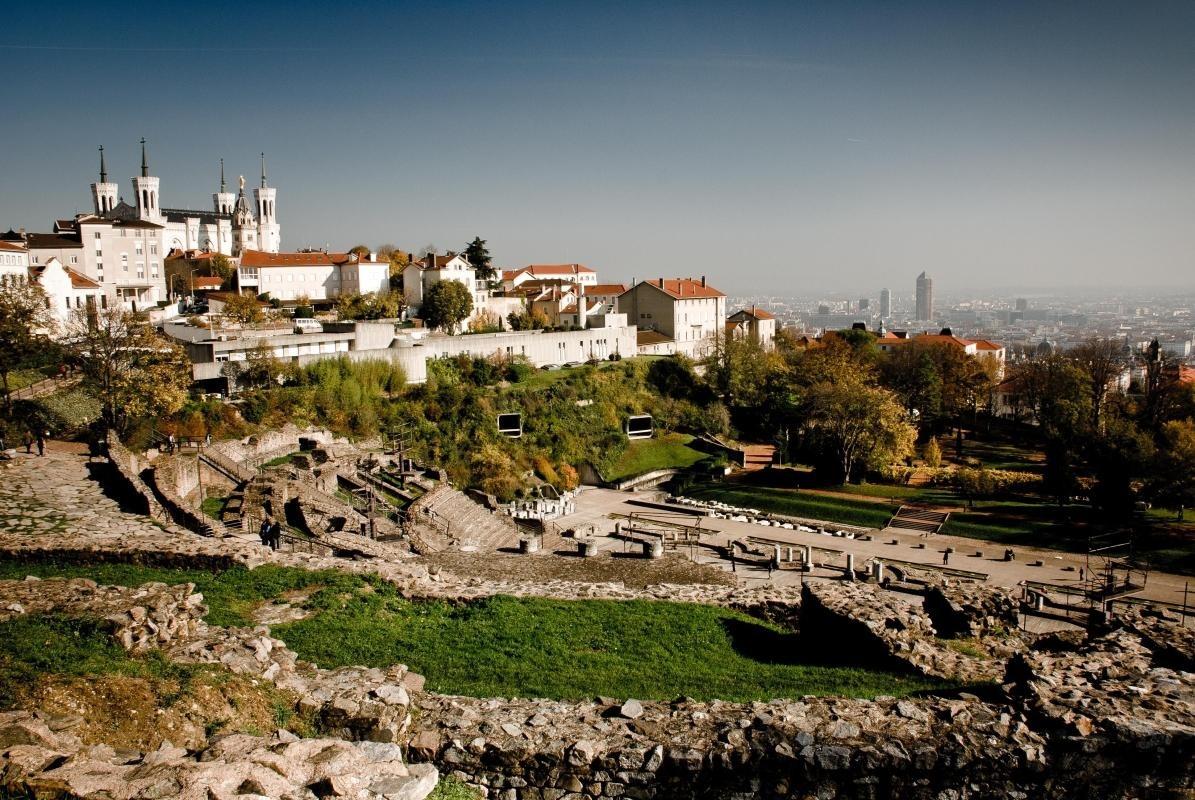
140 138 149 178
98 145 107 184
220 158 226 192
260 152 267 188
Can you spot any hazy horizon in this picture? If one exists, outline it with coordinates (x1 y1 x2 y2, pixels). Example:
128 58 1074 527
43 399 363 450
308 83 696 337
2 0 1192 295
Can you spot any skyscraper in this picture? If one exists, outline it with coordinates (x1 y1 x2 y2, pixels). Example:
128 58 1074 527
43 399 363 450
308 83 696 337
879 288 891 318
915 272 933 321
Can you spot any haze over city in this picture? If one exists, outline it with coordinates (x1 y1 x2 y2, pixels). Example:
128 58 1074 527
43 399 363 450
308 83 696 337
2 0 1193 294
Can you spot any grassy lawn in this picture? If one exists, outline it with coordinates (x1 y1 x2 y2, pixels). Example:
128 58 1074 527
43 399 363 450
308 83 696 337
200 495 229 518
686 484 894 529
0 615 196 708
263 453 297 467
5 367 56 392
0 560 944 701
606 433 709 481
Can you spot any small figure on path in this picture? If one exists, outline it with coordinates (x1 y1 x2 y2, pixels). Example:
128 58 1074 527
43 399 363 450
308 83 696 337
36 430 47 456
259 517 272 547
23 430 32 454
1079 568 1085 582
167 433 176 453
943 548 952 565
269 519 282 551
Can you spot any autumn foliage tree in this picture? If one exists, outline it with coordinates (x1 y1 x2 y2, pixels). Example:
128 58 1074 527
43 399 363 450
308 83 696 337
64 307 192 434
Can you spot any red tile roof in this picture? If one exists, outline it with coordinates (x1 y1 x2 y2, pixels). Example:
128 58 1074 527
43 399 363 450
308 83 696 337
67 269 101 290
972 339 1004 351
511 264 595 278
730 307 775 320
588 283 627 295
0 241 26 253
633 278 724 300
193 276 225 289
239 250 350 268
637 330 673 346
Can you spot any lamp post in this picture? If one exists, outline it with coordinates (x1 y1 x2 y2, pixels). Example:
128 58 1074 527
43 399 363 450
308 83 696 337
188 267 201 303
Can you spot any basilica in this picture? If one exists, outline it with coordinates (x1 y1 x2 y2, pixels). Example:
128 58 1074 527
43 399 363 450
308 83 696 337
89 140 281 257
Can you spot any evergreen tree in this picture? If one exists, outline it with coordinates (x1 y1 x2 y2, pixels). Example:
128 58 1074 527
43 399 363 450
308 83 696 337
464 236 494 281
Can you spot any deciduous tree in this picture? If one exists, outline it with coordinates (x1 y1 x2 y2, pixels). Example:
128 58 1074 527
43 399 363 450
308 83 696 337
421 280 473 332
64 307 191 433
0 277 54 412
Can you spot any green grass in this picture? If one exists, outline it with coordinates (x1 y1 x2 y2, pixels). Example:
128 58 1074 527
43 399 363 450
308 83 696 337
0 559 945 702
263 453 296 467
4 367 56 392
606 433 710 481
428 776 482 800
273 592 942 701
0 561 358 628
0 614 200 708
686 484 894 529
200 495 229 518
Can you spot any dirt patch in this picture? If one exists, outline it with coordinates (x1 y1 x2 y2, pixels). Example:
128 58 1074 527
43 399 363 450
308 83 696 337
14 670 309 752
424 550 737 588
253 587 322 625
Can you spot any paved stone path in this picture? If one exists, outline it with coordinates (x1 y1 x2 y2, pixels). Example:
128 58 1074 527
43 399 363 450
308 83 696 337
558 488 1195 609
0 445 169 540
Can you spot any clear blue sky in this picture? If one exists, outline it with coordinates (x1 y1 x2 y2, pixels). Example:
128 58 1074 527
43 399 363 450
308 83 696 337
2 0 1192 294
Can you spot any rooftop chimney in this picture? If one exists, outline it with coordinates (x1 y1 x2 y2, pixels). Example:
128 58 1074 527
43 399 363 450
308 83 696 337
701 275 706 287
658 277 664 288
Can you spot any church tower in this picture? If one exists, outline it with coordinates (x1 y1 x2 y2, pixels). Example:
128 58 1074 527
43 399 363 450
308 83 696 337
90 145 118 215
213 159 235 215
231 175 258 257
254 153 280 253
131 138 163 224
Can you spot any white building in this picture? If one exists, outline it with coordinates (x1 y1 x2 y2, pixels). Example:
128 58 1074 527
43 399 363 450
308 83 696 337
4 142 282 311
30 257 104 324
0 240 28 282
502 263 597 291
727 306 777 349
403 252 488 323
616 277 727 358
237 250 390 303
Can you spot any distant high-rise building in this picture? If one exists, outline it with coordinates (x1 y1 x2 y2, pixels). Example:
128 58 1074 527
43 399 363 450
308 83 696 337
1015 297 1028 312
858 297 869 311
817 303 830 315
915 272 933 321
879 288 891 318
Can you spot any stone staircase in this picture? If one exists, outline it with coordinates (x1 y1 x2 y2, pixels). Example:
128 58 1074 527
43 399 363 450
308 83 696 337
415 485 521 552
741 444 776 471
886 505 950 534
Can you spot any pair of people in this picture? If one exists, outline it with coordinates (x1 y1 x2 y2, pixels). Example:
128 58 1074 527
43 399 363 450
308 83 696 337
26 430 48 456
258 517 282 550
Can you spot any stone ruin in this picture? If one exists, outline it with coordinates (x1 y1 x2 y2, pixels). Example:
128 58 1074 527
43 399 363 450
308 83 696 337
0 576 437 800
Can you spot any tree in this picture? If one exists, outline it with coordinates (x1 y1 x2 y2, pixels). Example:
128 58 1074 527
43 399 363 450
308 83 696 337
64 307 191 433
349 244 371 257
1068 337 1125 431
0 277 54 413
464 237 494 281
802 373 916 483
507 308 550 331
1151 419 1195 518
336 291 403 321
209 253 234 284
241 341 283 389
421 280 473 332
219 360 243 397
923 437 942 468
221 293 264 324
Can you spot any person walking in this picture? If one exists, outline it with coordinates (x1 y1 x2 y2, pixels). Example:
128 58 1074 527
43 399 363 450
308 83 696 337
259 517 271 547
22 430 33 454
35 430 47 456
942 548 951 566
268 519 282 551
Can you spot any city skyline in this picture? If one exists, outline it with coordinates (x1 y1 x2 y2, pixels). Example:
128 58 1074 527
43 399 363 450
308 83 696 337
2 1 1193 294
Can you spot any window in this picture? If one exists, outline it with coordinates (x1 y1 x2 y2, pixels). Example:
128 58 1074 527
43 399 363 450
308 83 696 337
135 242 143 255
150 244 157 255
121 254 128 272
70 255 78 264
94 232 101 240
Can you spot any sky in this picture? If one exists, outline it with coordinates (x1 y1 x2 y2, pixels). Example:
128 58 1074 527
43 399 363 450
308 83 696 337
2 0 1192 295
